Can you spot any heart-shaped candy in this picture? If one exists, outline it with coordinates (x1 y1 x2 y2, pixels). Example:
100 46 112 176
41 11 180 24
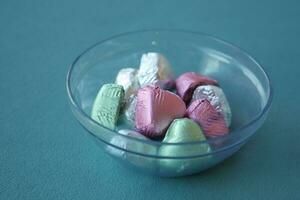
186 99 229 137
159 118 211 173
135 85 186 138
191 85 232 127
175 72 218 104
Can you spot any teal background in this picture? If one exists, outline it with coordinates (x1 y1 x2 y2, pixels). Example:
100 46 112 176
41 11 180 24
1 0 299 199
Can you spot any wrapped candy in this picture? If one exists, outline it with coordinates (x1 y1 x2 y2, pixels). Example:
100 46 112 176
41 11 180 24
137 52 174 89
186 99 229 137
175 72 218 103
160 118 211 152
91 84 124 129
115 68 140 123
124 94 137 123
115 68 140 101
191 85 232 127
159 118 211 173
135 85 186 138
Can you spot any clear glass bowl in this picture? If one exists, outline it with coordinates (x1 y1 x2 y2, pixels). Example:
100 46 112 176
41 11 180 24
66 30 272 177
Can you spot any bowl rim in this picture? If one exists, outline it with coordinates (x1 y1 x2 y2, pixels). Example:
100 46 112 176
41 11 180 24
66 29 273 150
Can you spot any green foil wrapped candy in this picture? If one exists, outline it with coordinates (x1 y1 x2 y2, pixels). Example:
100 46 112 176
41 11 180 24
91 83 124 129
159 118 212 174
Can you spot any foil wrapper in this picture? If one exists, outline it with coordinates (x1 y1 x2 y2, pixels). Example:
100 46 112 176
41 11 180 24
135 85 186 138
186 99 229 137
159 118 211 173
137 52 174 89
115 68 140 101
124 94 137 123
91 84 124 130
106 129 156 158
175 72 218 103
191 85 232 127
162 118 207 142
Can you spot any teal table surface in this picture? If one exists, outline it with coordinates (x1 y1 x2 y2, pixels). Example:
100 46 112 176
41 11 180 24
1 0 300 199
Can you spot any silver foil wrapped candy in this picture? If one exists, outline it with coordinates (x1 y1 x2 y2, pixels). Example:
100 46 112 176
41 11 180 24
137 52 174 89
115 68 140 123
115 67 140 101
124 94 137 123
191 85 232 127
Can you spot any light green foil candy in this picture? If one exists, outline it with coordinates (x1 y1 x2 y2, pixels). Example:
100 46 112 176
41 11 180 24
91 84 124 129
159 118 212 173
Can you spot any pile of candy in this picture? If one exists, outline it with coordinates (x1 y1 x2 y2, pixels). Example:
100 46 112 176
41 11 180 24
91 52 231 147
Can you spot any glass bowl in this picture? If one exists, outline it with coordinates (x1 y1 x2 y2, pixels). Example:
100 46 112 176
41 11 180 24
66 29 272 177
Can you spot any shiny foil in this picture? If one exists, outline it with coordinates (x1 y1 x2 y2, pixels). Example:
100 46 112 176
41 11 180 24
137 52 174 89
175 72 218 103
91 84 124 130
191 85 232 127
135 85 186 138
186 99 229 137
115 68 140 100
162 118 209 144
159 118 211 173
124 94 137 123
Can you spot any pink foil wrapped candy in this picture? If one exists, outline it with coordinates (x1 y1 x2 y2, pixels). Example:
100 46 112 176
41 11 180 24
186 99 229 137
175 72 218 103
191 85 232 127
135 85 186 138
